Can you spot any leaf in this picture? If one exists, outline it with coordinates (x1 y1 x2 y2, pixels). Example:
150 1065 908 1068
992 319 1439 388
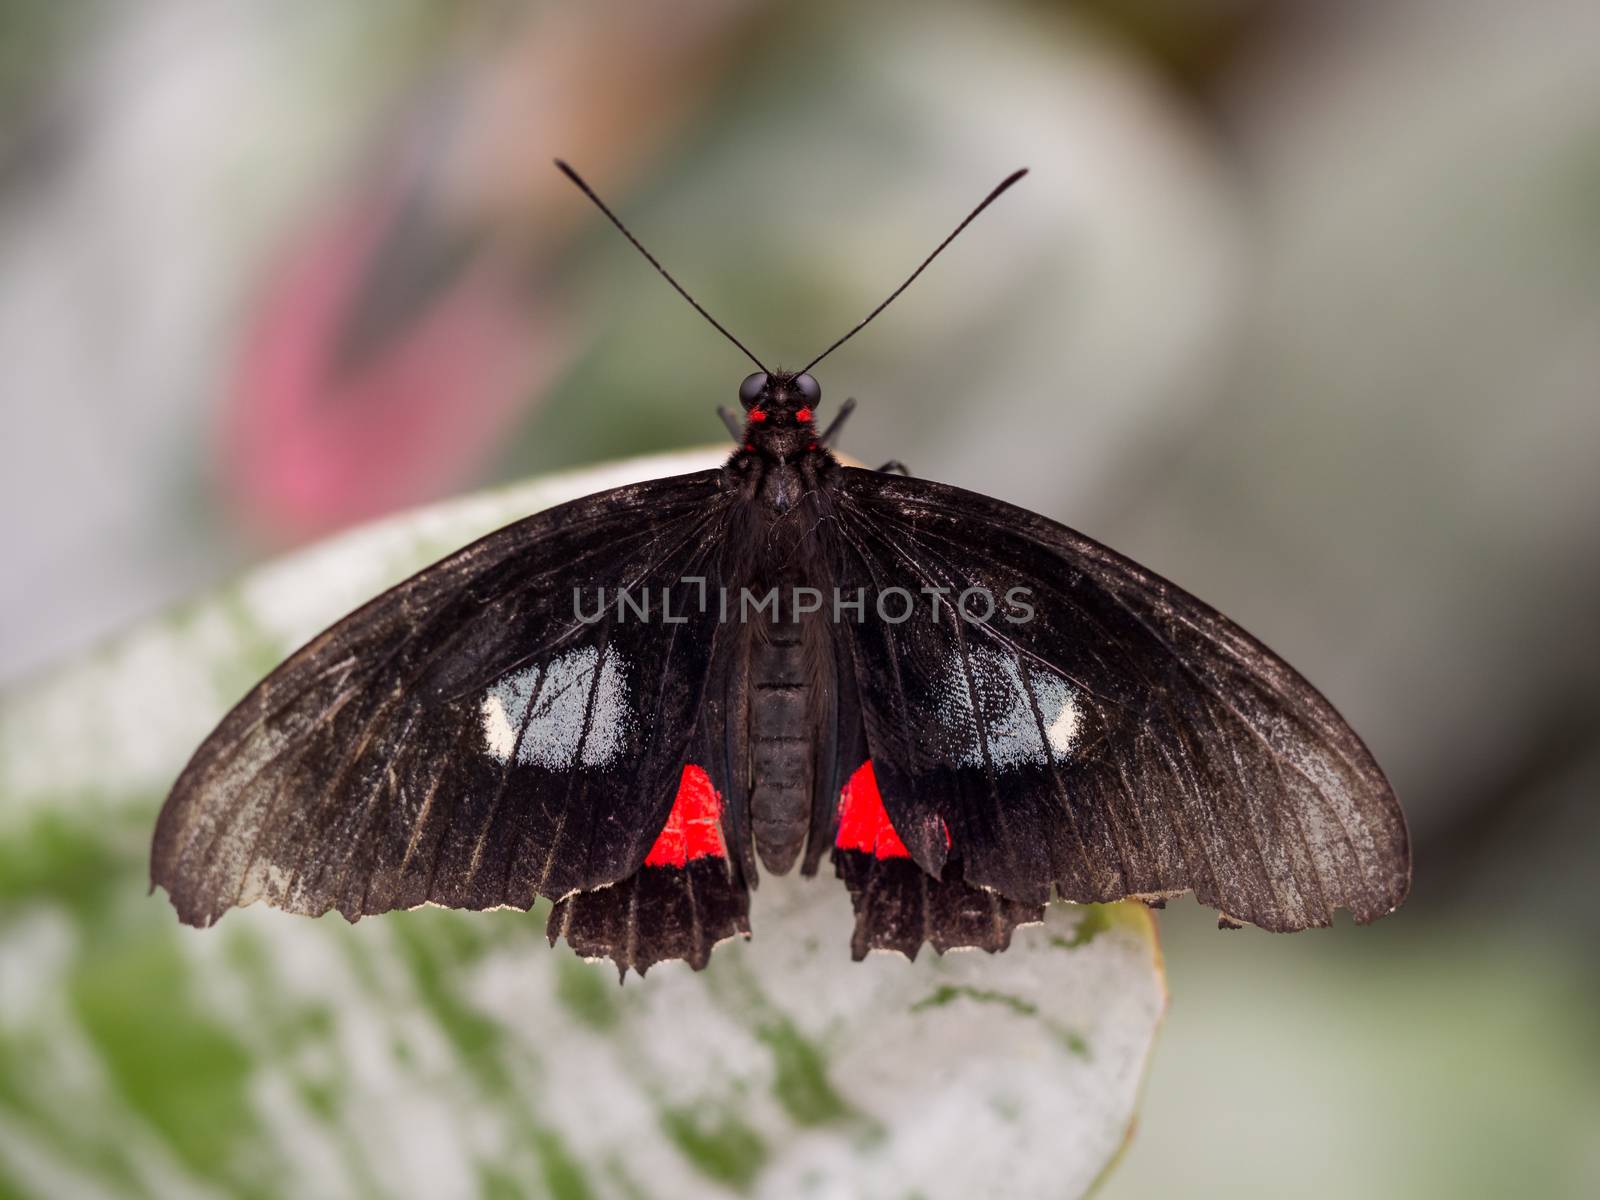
0 450 1165 1200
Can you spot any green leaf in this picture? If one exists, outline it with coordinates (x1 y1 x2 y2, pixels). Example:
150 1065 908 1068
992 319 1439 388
0 450 1164 1200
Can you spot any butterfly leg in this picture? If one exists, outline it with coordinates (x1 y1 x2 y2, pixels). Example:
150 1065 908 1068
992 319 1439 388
876 460 911 476
818 397 857 446
717 406 744 441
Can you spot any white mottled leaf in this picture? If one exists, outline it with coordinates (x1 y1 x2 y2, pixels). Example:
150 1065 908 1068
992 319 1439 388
0 450 1164 1200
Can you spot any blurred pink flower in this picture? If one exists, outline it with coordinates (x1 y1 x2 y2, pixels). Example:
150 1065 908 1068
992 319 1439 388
218 0 763 543
224 160 558 541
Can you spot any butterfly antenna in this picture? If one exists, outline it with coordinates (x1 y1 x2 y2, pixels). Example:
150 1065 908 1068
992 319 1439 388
799 168 1029 375
555 160 768 373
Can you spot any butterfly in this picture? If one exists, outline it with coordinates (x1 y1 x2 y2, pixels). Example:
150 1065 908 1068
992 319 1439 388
152 162 1410 976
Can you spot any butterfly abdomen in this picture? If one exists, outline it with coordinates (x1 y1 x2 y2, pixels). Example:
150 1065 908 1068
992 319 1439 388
747 618 815 874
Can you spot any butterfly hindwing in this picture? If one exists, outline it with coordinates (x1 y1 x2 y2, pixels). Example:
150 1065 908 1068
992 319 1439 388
830 467 1410 933
151 470 741 930
547 764 751 976
831 760 1043 960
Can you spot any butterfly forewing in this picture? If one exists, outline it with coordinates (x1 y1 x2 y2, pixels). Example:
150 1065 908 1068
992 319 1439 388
830 468 1410 932
152 470 737 928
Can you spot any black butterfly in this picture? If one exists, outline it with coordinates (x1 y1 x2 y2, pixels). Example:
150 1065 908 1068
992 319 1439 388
152 163 1410 976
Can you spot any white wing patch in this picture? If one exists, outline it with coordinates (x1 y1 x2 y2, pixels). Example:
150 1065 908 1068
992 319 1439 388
934 646 1079 769
479 646 631 769
1044 686 1079 756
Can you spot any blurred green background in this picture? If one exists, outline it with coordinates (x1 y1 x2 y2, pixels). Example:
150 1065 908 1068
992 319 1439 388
2 0 1597 1196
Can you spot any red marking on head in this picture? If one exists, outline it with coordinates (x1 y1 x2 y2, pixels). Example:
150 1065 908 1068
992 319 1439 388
744 443 755 452
749 409 767 423
795 406 814 424
807 442 818 451
645 765 726 868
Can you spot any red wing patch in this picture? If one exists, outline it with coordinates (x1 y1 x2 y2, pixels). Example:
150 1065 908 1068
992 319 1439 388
835 761 913 859
644 765 726 868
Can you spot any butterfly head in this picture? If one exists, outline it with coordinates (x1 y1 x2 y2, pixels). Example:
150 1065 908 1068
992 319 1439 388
738 370 821 454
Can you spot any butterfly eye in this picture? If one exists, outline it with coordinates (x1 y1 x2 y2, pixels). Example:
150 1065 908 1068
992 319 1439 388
739 372 769 409
794 373 821 406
